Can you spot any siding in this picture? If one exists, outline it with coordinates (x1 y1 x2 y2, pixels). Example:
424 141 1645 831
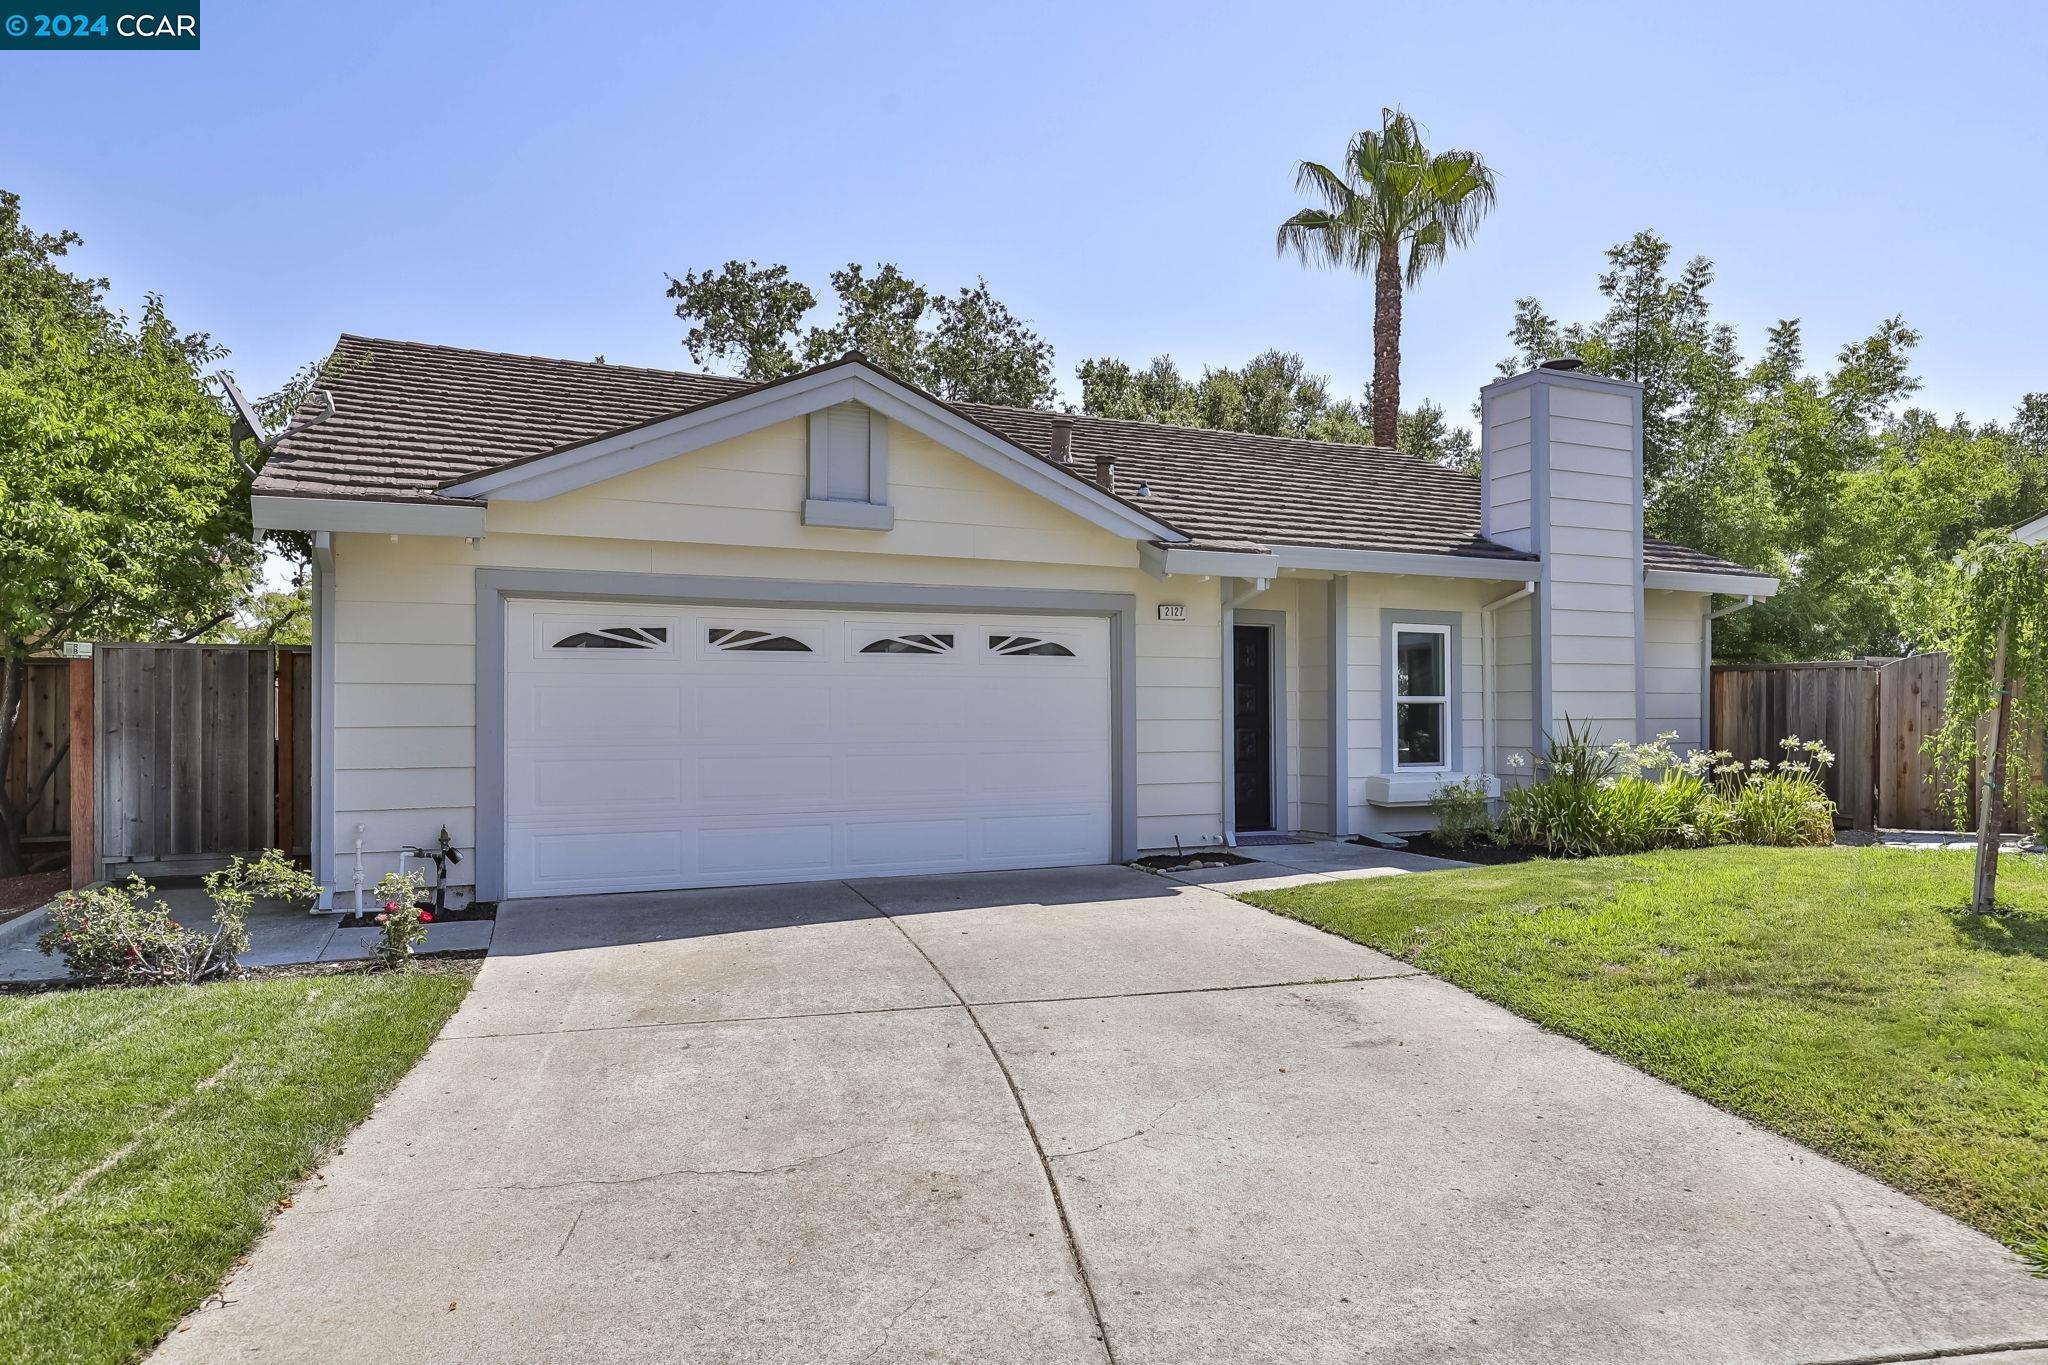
326 417 1225 898
1542 384 1640 744
1492 593 1536 775
1483 385 1534 551
1644 589 1709 748
1341 577 1496 835
1296 578 1331 835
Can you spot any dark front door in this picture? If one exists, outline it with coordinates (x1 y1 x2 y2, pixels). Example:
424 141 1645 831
1233 624 1274 833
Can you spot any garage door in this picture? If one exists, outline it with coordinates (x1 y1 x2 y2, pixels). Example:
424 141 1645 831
503 600 1113 897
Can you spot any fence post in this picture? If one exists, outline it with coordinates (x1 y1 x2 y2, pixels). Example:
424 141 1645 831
67 655 94 889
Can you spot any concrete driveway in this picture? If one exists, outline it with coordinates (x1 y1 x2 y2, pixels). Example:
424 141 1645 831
157 865 2048 1364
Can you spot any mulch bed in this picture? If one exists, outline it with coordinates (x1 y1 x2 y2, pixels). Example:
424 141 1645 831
337 901 496 929
1130 851 1257 873
0 870 68 925
1363 835 1549 866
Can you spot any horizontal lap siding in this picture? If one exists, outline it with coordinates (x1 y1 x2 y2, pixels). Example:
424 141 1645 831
1493 594 1535 775
1644 591 1708 747
1485 386 1535 551
1342 577 1492 834
328 419 1227 894
1544 385 1640 745
1297 579 1331 835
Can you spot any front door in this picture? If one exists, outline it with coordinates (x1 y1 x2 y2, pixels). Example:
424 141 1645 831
1233 624 1273 833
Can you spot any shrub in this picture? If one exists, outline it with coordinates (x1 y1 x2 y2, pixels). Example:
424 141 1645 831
38 851 324 985
39 878 213 985
1428 776 1495 848
1500 725 1835 857
200 849 324 966
1731 771 1836 847
370 869 431 968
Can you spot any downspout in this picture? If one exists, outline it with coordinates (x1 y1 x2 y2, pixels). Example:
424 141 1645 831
1704 595 1758 750
311 532 337 911
1481 581 1537 782
1219 574 1270 848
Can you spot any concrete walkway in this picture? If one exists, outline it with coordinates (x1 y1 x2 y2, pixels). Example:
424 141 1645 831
155 865 2048 1364
1160 834 1471 892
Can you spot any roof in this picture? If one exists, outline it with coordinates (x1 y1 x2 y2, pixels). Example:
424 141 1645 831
255 334 1758 576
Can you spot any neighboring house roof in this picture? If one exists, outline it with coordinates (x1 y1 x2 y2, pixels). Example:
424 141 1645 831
255 334 1757 576
2014 508 2048 544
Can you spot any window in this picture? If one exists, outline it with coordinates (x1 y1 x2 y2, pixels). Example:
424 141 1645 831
989 634 1074 657
553 625 668 650
708 628 812 653
1393 625 1450 768
860 633 954 655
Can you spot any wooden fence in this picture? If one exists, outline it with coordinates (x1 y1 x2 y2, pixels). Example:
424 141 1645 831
1711 653 2037 833
2 660 73 859
1709 661 1882 829
92 644 311 880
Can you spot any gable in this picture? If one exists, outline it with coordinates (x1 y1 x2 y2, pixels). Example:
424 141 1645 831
440 358 1180 545
482 410 1148 569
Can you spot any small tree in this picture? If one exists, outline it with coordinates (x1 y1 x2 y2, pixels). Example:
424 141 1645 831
0 192 266 874
1925 533 2048 911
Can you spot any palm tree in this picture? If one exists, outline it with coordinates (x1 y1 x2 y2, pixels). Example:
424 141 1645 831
1277 110 1498 448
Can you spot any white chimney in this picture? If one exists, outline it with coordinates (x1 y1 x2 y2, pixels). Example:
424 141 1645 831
1480 361 1646 748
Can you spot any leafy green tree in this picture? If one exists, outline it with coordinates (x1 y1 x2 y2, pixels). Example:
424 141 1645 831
1397 401 1478 474
666 261 1057 407
1076 349 1473 467
0 192 258 873
922 278 1056 408
199 578 310 646
798 263 930 379
665 260 816 380
1922 534 2048 908
1495 230 2048 664
1277 108 1497 446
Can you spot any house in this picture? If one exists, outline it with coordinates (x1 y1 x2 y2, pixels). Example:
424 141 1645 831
2016 509 2048 544
251 339 1778 906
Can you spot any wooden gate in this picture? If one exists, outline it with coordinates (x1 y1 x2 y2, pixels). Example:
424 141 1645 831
92 645 311 879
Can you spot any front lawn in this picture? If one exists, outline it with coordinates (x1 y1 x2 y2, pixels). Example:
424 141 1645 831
0 966 473 1364
1245 846 2048 1262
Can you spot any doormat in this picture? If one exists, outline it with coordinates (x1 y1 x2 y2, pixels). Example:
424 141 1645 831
1234 834 1311 847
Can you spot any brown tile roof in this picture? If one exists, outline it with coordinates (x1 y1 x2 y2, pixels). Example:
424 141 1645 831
256 334 1761 577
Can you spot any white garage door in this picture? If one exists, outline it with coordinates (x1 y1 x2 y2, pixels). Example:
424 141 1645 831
503 600 1113 897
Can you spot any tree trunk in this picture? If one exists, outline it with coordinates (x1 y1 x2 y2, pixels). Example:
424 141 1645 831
1973 610 2011 914
1370 244 1403 448
0 654 25 877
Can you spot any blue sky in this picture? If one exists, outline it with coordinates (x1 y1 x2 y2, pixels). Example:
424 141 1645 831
4 0 2043 427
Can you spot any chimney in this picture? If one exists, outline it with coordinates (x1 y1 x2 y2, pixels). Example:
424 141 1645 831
1478 362 1646 748
1095 452 1117 495
1049 414 1074 465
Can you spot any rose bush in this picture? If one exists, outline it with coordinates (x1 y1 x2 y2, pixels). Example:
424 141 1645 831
369 869 431 968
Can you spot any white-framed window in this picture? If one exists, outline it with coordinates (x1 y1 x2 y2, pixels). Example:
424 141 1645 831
1392 623 1451 770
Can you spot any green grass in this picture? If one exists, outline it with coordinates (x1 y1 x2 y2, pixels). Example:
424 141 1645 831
0 967 473 1364
1245 846 2048 1263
